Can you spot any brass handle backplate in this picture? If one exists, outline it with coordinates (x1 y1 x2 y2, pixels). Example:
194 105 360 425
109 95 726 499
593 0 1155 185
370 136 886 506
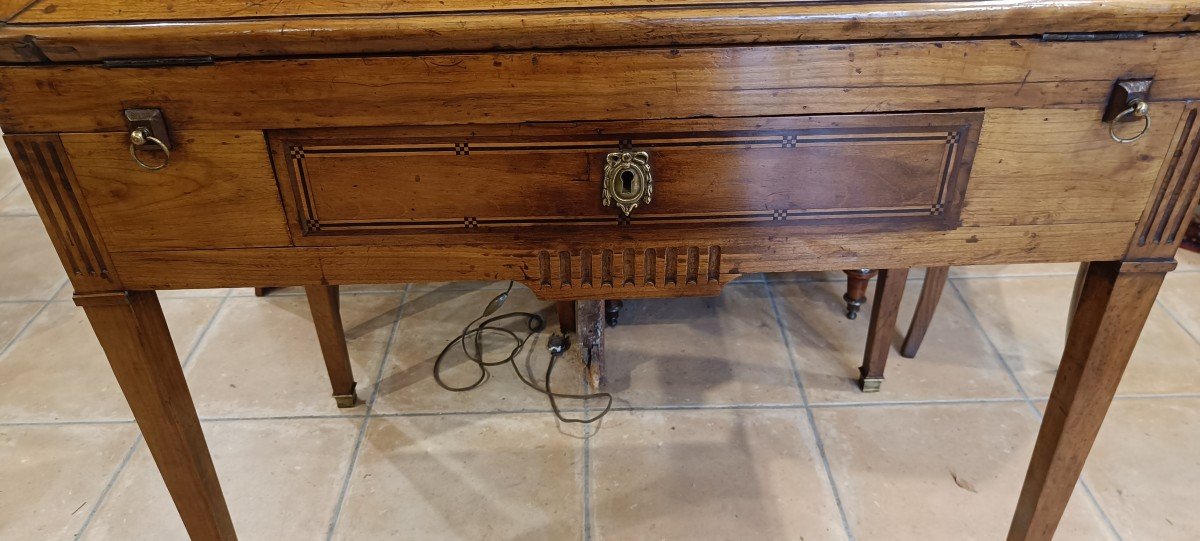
1103 79 1153 144
602 151 653 216
125 108 173 171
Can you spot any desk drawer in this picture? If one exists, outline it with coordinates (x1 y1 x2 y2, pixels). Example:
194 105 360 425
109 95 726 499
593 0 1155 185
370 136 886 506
270 112 982 243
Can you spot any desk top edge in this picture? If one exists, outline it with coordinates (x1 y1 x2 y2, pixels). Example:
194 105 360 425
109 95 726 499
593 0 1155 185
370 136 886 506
1 0 1198 64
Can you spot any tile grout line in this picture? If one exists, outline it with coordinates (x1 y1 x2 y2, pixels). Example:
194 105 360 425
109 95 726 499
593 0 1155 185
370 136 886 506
0 278 68 361
1153 298 1200 354
945 280 1037 404
75 288 234 540
9 392 1197 428
0 297 76 304
325 283 410 541
74 434 142 541
947 278 1125 541
0 182 19 202
1113 391 1200 400
73 434 143 539
0 419 138 427
179 289 235 371
763 282 857 541
581 372 593 541
582 433 592 541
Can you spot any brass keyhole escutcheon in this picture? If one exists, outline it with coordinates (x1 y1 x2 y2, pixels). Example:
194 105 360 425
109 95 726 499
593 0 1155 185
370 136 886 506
603 151 653 216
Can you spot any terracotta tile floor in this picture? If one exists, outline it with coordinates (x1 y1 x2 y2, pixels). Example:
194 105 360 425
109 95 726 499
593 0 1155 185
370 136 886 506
2 147 1199 539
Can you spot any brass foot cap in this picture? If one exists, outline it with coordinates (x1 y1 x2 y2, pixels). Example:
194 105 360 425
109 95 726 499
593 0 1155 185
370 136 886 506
859 377 884 393
333 383 359 408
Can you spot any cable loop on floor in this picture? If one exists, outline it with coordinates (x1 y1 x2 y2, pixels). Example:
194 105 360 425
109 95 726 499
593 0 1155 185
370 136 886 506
433 282 612 424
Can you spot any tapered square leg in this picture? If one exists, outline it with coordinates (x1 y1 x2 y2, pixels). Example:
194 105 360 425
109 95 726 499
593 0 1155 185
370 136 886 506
858 268 908 392
1008 260 1170 540
304 285 358 408
75 291 237 541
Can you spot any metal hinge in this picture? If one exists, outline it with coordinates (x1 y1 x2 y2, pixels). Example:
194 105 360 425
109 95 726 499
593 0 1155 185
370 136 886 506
1041 32 1145 42
102 56 214 68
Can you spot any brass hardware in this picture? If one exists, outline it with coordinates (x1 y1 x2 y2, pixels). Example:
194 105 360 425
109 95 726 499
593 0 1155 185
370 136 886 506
129 128 171 171
1109 100 1151 143
125 108 172 171
602 151 653 216
859 376 884 393
1104 79 1153 144
333 385 359 408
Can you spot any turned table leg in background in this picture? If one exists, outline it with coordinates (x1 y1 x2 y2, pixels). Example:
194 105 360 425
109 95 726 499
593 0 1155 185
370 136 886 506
604 300 624 326
75 291 237 541
842 268 878 320
1008 260 1171 540
858 268 908 392
304 285 358 408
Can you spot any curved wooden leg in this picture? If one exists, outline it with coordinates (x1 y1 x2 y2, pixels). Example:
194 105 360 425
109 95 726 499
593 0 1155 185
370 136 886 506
843 268 878 320
1008 260 1170 540
900 266 950 358
304 285 358 408
858 268 908 392
75 291 237 540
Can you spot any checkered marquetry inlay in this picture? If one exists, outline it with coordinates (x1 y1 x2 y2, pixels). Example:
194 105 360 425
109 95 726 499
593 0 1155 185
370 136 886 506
274 112 978 237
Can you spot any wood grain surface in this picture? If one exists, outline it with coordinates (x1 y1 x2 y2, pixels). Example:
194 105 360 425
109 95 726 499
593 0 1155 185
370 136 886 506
1 1 1197 63
272 112 979 239
4 36 1200 134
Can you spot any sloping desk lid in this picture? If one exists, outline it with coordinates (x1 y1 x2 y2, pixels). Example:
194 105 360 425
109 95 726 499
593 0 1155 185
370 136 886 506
0 0 1197 63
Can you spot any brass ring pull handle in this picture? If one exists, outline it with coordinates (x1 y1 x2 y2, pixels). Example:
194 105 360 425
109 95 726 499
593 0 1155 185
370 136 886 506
1109 99 1151 144
129 128 171 171
602 151 653 216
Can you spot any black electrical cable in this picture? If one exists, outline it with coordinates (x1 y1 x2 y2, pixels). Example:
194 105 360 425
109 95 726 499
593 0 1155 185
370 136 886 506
433 282 612 424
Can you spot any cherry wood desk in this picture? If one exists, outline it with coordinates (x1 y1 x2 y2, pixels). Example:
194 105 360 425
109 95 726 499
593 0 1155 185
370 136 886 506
3 1 1200 539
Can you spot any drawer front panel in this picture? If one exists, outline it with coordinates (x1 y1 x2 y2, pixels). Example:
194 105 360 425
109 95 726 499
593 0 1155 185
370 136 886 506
271 112 981 243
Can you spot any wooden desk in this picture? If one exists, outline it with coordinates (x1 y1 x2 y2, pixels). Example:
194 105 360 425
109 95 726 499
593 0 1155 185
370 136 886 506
2 1 1199 539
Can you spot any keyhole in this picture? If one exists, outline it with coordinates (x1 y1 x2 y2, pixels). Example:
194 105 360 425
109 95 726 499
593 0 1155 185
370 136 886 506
621 170 634 194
